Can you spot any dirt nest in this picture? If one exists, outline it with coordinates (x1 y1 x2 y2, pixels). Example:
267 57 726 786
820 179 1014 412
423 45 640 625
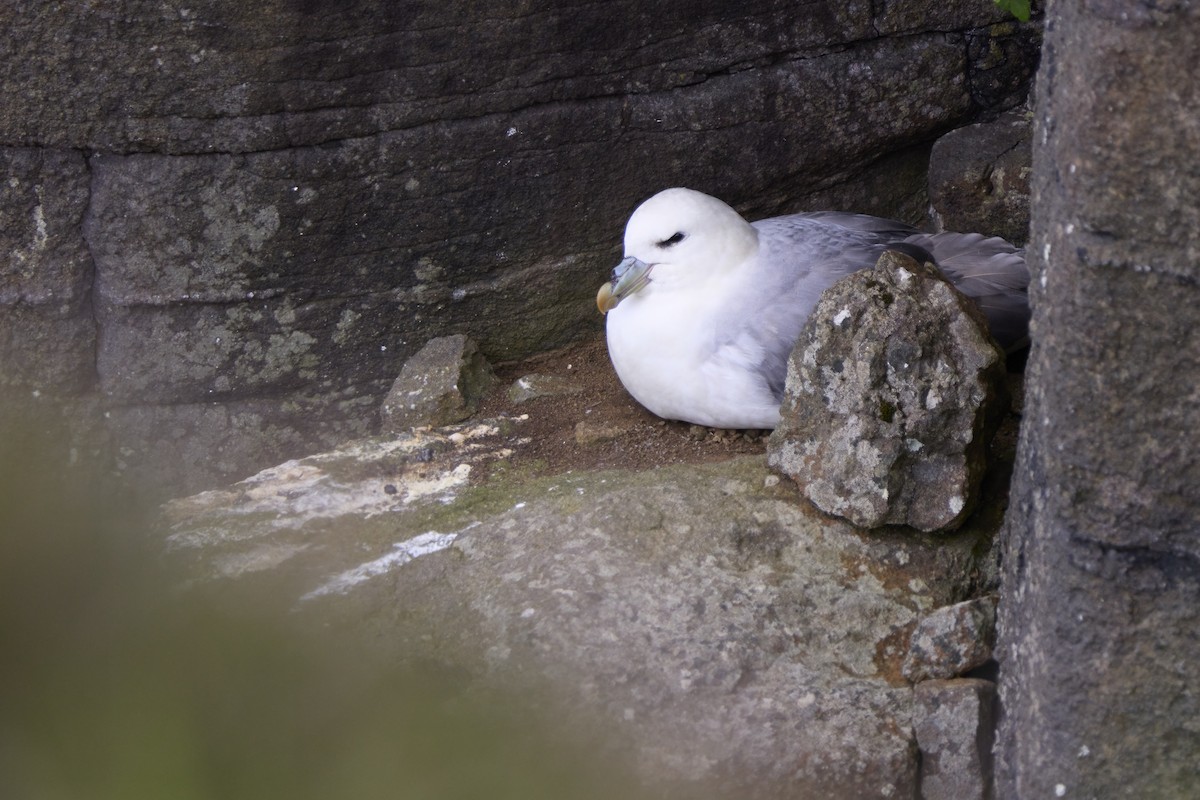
472 332 1024 495
474 334 768 479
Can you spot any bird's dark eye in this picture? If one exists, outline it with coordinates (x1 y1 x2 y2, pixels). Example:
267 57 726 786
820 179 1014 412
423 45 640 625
658 232 686 248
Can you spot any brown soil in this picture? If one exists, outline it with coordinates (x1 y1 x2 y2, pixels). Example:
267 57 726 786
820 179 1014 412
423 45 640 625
474 333 768 478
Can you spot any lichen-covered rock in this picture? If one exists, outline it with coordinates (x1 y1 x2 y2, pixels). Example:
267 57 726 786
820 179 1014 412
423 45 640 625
929 110 1033 245
903 595 997 681
913 678 996 800
767 251 1008 532
380 335 494 431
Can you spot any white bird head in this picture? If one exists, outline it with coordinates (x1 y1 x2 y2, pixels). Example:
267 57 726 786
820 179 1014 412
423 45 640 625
597 188 759 313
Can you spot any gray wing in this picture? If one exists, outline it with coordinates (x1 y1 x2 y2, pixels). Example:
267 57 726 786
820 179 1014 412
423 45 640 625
785 211 920 239
905 232 1031 351
708 214 1031 404
714 213 922 400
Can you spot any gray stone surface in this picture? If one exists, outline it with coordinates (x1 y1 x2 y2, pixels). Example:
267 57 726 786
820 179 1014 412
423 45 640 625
0 2 1028 155
997 2 1200 797
103 395 379 494
929 111 1032 246
162 421 1001 798
965 20 1043 115
767 251 1008 532
0 2 1041 496
380 335 494 431
914 678 995 800
0 148 94 394
903 595 997 681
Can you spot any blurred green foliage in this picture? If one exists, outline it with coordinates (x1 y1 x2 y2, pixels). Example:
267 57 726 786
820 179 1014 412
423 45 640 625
0 408 648 800
995 0 1032 22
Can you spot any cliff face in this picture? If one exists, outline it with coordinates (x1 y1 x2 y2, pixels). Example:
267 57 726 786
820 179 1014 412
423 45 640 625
996 2 1200 796
0 1 1039 494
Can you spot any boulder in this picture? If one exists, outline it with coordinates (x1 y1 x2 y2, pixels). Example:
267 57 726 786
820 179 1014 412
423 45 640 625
767 251 1008 532
162 419 1002 798
380 335 494 431
929 110 1033 245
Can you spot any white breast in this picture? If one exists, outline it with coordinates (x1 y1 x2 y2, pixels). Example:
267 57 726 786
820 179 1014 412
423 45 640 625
605 289 781 429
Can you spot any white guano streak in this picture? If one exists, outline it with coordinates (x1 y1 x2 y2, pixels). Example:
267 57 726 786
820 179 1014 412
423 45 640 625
300 527 471 602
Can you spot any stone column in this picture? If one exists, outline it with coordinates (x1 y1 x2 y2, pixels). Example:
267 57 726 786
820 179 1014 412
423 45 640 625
996 1 1200 797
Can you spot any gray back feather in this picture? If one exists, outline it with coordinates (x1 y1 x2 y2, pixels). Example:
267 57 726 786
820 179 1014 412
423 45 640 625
714 213 1030 401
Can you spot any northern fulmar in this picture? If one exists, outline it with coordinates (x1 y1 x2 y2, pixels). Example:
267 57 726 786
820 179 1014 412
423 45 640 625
597 188 1029 429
